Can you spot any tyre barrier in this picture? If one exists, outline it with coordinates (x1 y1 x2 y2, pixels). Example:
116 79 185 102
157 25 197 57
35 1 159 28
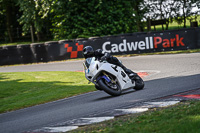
44 41 60 61
80 28 199 55
58 39 84 60
58 40 74 60
30 43 48 63
75 38 88 58
0 45 21 65
196 28 200 48
0 27 200 66
0 47 6 65
0 47 9 65
17 44 35 64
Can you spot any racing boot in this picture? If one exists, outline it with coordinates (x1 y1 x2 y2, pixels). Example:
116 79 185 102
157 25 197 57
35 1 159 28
126 69 138 79
129 72 138 80
120 65 137 79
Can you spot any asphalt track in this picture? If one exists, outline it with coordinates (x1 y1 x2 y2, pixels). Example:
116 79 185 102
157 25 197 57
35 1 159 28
0 53 200 133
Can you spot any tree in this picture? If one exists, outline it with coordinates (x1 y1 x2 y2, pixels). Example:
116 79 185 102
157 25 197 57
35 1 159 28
0 0 7 42
46 0 137 39
186 0 200 23
17 0 51 42
132 0 148 32
144 0 178 30
0 0 19 42
174 0 199 28
144 0 200 29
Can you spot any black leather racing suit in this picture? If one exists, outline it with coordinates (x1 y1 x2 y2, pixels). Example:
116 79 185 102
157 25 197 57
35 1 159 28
94 49 135 76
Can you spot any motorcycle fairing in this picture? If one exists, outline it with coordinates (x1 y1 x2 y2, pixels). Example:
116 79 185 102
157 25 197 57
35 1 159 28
84 58 135 90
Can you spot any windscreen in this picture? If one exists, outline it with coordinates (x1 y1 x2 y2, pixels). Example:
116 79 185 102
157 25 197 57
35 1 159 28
85 57 93 68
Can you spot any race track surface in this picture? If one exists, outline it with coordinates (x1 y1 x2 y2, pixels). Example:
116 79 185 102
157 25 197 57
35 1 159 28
0 53 200 133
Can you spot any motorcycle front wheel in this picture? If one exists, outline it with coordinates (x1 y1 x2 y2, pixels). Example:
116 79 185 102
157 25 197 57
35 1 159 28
134 75 145 90
97 78 121 96
95 84 102 90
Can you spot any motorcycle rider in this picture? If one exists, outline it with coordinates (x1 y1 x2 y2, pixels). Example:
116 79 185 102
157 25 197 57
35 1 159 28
82 46 137 78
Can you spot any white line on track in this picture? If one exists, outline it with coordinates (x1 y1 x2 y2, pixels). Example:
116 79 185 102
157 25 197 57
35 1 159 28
115 108 148 113
43 126 78 132
36 100 180 133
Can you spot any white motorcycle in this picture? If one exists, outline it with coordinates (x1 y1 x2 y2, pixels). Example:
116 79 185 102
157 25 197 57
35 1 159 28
83 57 144 96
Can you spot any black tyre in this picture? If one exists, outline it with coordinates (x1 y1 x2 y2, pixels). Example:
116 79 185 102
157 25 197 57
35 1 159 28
134 76 145 90
95 84 102 90
97 79 121 96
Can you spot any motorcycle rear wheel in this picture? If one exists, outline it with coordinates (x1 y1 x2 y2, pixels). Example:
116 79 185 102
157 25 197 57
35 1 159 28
98 79 121 96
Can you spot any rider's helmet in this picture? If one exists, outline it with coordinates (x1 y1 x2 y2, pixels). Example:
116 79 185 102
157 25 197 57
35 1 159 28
82 46 94 59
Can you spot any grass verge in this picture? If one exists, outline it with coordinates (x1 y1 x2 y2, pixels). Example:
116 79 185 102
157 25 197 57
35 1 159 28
70 101 200 133
0 71 95 113
0 41 45 47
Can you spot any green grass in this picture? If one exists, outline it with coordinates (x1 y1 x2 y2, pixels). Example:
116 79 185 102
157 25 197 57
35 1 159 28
0 71 95 113
0 42 32 47
0 41 45 47
70 101 200 133
146 15 200 31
